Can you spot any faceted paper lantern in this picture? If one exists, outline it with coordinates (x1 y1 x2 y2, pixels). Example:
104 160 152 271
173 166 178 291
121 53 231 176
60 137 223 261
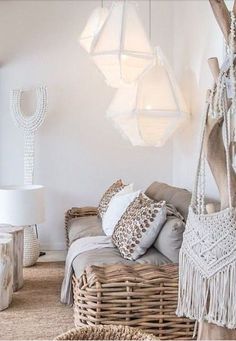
107 47 188 146
91 1 154 88
79 7 109 53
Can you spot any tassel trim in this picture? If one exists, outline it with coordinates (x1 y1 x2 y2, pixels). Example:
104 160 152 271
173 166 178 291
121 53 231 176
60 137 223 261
176 250 236 329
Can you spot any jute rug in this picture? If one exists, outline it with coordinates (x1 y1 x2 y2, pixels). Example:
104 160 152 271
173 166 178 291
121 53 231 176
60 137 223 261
0 262 74 340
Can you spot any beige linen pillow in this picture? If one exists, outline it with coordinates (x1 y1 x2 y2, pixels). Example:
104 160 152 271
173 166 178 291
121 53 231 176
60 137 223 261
98 180 126 218
153 203 185 263
153 216 185 263
112 193 167 260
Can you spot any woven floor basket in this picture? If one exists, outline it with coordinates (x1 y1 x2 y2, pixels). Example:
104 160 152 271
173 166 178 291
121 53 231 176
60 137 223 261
72 264 194 340
55 325 159 340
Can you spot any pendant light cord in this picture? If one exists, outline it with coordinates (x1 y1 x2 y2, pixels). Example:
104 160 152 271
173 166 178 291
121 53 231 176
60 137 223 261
149 0 152 41
101 0 104 8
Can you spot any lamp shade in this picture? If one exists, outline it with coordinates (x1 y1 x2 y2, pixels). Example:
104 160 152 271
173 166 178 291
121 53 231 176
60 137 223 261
107 47 188 146
91 1 154 88
0 185 45 226
79 7 109 53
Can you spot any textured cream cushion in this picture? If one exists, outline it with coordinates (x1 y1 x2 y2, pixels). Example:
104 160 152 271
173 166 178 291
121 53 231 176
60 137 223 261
102 190 140 236
98 180 126 218
68 215 104 245
72 247 170 278
112 194 167 260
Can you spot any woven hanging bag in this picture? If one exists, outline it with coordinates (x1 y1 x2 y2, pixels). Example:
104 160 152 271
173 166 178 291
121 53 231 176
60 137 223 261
176 66 236 328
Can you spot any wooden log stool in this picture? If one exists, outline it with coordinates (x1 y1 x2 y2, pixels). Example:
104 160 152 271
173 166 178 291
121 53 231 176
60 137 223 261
0 233 13 311
0 226 24 291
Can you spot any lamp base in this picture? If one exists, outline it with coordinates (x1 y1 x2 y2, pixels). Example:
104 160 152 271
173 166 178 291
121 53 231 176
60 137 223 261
23 225 40 267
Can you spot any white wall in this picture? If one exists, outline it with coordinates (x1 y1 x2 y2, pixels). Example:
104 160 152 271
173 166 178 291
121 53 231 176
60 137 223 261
0 0 174 250
0 0 228 250
172 0 228 201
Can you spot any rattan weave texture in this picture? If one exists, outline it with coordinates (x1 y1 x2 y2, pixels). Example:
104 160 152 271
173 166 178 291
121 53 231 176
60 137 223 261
55 324 159 340
65 207 98 248
72 264 194 340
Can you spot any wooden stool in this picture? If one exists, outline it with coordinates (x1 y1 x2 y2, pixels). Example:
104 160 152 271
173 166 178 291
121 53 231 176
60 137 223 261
0 226 24 291
0 233 13 311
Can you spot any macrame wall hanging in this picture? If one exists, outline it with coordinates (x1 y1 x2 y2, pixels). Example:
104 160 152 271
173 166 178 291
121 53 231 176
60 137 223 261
11 86 47 185
176 10 236 330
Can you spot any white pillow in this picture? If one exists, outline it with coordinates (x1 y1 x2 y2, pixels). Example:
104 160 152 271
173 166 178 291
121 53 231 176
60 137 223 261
102 190 140 236
117 183 134 196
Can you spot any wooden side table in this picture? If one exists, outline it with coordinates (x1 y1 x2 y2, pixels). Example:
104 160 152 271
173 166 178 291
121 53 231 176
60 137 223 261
0 226 24 291
0 233 13 311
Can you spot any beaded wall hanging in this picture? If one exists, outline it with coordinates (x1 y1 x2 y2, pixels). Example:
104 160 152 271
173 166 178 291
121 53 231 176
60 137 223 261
11 86 47 185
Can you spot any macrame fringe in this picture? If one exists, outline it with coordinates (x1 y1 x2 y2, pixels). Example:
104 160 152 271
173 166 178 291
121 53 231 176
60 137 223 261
176 250 236 329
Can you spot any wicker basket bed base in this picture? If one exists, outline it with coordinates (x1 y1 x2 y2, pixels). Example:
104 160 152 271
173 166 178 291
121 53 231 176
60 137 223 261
72 263 195 340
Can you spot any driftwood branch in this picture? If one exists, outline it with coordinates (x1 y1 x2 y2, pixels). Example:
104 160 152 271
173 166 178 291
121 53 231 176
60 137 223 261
198 1 236 339
205 56 236 209
208 57 220 82
234 0 236 16
204 116 236 209
209 0 231 41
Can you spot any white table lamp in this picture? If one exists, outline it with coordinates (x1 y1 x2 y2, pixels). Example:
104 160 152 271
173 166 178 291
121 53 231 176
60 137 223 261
0 185 45 267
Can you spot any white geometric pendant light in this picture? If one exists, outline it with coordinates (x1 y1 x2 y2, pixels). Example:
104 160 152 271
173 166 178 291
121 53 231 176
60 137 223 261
79 7 109 54
90 1 154 88
107 47 188 146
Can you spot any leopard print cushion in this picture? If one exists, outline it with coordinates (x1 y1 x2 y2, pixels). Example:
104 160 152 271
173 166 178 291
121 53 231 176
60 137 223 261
112 193 167 260
98 180 125 218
